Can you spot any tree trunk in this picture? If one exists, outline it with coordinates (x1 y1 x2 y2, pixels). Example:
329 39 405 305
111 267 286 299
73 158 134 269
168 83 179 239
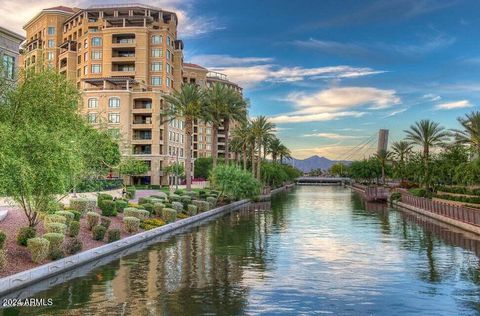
243 144 247 171
381 164 385 185
424 145 429 191
251 143 255 177
185 118 193 191
272 153 277 163
280 154 283 164
211 123 218 168
223 118 230 164
263 142 267 160
256 139 262 181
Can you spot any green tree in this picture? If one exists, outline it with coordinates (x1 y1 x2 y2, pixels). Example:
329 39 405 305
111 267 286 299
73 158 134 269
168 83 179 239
251 116 275 180
391 140 413 184
222 91 247 164
329 163 347 177
118 158 149 181
232 122 254 171
374 150 393 185
452 110 480 155
0 70 96 227
210 164 260 200
164 84 205 190
405 120 450 190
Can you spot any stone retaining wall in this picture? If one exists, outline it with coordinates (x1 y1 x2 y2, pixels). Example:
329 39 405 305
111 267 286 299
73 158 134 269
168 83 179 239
0 199 250 298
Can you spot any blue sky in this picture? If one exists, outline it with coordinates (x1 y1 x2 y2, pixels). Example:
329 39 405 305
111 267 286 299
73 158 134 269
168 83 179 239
5 0 480 159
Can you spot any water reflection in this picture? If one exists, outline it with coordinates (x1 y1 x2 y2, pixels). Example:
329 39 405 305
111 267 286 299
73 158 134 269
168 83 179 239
3 187 480 315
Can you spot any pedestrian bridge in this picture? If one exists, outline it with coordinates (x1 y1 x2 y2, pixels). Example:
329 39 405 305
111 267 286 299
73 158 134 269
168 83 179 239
295 177 351 185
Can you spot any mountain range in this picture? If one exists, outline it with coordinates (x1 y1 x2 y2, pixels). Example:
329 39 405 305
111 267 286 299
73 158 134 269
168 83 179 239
283 155 351 173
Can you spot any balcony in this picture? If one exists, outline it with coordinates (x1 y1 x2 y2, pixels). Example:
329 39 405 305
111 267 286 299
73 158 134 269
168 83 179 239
112 48 135 62
132 145 152 155
133 99 153 113
112 34 135 47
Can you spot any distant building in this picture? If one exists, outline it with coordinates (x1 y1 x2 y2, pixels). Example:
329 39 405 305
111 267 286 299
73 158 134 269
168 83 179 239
378 129 389 154
0 26 25 80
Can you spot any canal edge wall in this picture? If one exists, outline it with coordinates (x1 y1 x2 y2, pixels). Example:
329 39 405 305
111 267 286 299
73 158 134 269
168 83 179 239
392 201 480 235
0 199 250 297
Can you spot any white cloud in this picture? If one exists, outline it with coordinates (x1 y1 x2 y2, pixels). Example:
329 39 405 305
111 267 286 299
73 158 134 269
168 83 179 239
302 133 364 140
190 54 274 67
435 100 472 110
1 0 219 38
423 93 442 101
384 108 408 117
269 111 366 124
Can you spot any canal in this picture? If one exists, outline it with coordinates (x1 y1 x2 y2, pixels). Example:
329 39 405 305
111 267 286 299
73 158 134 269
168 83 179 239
3 186 480 315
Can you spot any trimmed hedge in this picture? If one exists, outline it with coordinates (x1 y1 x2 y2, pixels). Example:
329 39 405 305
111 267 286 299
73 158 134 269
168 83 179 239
56 210 75 226
115 200 128 213
123 217 140 233
27 238 50 263
70 198 96 215
44 214 67 227
141 218 165 230
124 208 149 220
206 197 217 209
153 202 165 217
45 222 67 234
187 204 198 216
17 227 36 246
92 225 106 241
43 233 64 253
65 238 83 255
86 212 100 230
107 228 121 243
161 208 177 223
69 221 80 237
142 203 154 215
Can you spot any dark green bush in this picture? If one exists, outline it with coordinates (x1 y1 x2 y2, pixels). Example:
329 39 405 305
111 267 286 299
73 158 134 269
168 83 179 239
409 188 427 197
107 228 121 243
149 185 161 190
70 210 82 221
50 248 64 260
100 200 117 217
69 221 80 237
100 217 111 229
0 230 6 250
390 192 401 201
17 227 36 246
97 193 113 209
142 203 154 215
65 238 83 255
76 178 123 193
174 189 184 195
92 225 107 241
115 200 128 212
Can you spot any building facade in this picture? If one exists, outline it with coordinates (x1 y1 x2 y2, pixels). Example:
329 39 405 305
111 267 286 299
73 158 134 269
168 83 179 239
0 26 25 80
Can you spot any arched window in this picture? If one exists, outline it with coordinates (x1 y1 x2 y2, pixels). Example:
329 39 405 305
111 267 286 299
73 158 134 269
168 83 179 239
109 97 120 108
87 98 98 108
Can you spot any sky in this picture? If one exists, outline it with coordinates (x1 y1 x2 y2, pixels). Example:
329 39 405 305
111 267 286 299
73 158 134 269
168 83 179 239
3 0 480 159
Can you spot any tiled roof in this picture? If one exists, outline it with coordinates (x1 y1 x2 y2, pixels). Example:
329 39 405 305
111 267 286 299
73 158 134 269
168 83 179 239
183 63 208 70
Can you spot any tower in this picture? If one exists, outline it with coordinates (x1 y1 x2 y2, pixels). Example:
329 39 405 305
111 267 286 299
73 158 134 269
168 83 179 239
377 129 389 154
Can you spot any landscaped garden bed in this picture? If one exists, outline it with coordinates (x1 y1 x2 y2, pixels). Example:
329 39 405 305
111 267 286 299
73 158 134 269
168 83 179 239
0 188 222 278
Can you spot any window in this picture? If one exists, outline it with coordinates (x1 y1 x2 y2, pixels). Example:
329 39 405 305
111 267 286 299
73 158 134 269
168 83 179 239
87 98 98 108
84 65 88 75
206 128 211 135
87 113 97 123
206 136 212 143
91 64 101 73
48 40 55 48
2 54 14 79
47 52 54 60
108 113 120 124
206 144 211 150
167 36 171 46
166 50 171 60
91 37 102 46
84 52 88 61
47 27 56 35
109 97 120 108
166 63 171 74
151 48 162 57
151 76 162 86
151 62 162 72
151 35 162 44
91 51 102 60
166 77 171 87
84 39 88 48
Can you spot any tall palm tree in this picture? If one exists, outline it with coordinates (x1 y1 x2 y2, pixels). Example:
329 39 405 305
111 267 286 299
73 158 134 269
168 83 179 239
452 111 480 155
278 144 291 164
204 83 229 168
374 149 392 185
232 122 252 171
222 91 247 164
391 140 413 164
268 137 282 162
163 84 205 190
251 116 275 180
404 119 450 190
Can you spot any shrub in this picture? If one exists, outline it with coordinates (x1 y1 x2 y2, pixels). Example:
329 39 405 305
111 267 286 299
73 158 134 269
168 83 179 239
172 201 184 213
390 192 401 202
44 214 67 227
50 248 65 261
206 197 217 209
115 200 128 213
100 200 117 217
149 184 161 190
45 222 67 234
177 213 189 219
92 225 106 241
43 233 64 253
17 227 36 246
210 165 261 200
70 198 96 215
142 203 154 215
69 221 80 237
0 250 6 270
174 189 184 195
409 188 427 197
187 204 198 216
0 230 6 250
138 197 154 205
65 238 83 255
183 191 198 198
56 210 75 226
123 217 140 233
107 228 121 243
126 187 136 199
70 210 82 221
141 218 165 230
27 238 50 263
124 208 149 220
86 212 100 230
161 208 177 223
193 200 210 212
180 195 192 203
151 192 168 199
153 202 165 217
97 193 113 210
100 217 111 230
169 194 181 202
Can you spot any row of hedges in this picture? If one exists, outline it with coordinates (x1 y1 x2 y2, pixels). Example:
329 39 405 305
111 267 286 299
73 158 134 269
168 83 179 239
436 186 480 196
434 194 480 205
76 179 123 193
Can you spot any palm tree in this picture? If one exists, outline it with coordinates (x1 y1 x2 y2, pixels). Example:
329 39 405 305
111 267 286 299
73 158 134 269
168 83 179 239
222 91 248 164
452 111 480 155
163 84 205 190
278 144 291 164
268 137 282 162
374 149 392 185
404 119 450 190
391 140 413 164
204 83 230 168
232 122 252 171
251 116 275 180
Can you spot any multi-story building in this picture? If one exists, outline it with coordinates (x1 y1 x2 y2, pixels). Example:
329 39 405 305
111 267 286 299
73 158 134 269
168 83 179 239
0 26 25 80
22 4 187 186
